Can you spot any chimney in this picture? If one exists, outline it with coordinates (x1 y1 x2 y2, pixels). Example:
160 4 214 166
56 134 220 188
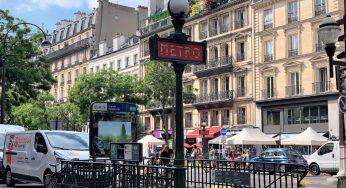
99 40 107 56
113 35 126 51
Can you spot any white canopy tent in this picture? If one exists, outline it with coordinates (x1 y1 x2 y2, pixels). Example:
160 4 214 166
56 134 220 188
226 128 276 145
138 135 165 157
281 127 327 146
208 132 233 144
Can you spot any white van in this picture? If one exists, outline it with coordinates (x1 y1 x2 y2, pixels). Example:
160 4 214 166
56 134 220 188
2 130 89 187
308 141 339 175
0 125 25 179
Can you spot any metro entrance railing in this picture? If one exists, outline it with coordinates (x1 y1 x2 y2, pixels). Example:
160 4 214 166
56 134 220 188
59 158 308 188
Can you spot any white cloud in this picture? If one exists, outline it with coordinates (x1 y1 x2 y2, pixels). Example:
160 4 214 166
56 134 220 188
15 0 95 13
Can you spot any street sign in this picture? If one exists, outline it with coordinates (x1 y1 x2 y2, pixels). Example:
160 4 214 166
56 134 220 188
221 128 227 136
92 102 137 113
339 96 346 113
149 34 207 65
110 143 142 162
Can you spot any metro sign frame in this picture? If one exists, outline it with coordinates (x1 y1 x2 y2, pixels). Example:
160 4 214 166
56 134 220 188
149 34 207 65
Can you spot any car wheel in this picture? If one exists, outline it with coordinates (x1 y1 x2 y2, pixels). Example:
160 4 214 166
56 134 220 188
5 169 14 187
309 163 321 176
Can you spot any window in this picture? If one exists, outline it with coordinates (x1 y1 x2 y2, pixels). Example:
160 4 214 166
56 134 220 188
117 59 121 70
264 40 273 62
315 67 328 93
263 109 280 126
83 67 87 74
318 143 333 155
68 55 72 66
237 107 246 124
265 76 274 99
75 53 79 62
73 22 78 34
211 78 219 99
133 54 138 65
60 87 64 101
289 72 300 96
200 22 208 40
145 117 151 131
223 76 230 92
264 9 273 29
221 14 229 33
210 18 218 37
154 116 161 130
200 80 208 95
315 0 326 16
185 27 192 41
185 112 192 128
200 112 208 126
90 67 94 73
75 69 79 81
288 34 298 57
237 42 245 62
125 57 129 67
81 18 85 30
53 33 57 43
235 9 245 29
222 110 230 125
96 66 100 72
223 44 229 58
211 111 219 126
88 14 94 27
237 76 245 97
110 62 114 70
34 133 47 152
59 29 65 40
60 74 64 83
67 72 71 82
66 26 71 38
288 1 298 23
103 64 107 69
286 107 301 124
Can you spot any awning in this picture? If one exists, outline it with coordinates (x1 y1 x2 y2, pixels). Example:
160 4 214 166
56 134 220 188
186 127 221 139
152 130 173 139
273 133 299 141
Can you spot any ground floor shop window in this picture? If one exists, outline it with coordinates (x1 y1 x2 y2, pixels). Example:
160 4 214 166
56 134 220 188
263 109 280 126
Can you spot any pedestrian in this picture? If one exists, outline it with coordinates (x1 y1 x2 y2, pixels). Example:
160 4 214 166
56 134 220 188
159 145 173 166
209 145 215 160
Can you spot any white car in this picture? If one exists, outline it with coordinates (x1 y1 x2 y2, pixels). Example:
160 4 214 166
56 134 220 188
307 141 339 176
2 130 89 187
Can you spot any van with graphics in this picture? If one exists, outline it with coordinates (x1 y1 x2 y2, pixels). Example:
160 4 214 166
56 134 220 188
2 130 89 187
0 124 25 179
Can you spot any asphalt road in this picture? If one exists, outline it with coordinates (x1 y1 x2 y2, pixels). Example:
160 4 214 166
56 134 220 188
0 174 336 187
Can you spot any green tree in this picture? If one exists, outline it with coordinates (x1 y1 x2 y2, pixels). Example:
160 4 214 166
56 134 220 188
47 102 84 131
68 69 149 120
0 10 55 122
12 103 47 130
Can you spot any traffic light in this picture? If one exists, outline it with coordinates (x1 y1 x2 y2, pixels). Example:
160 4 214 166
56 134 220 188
335 65 346 91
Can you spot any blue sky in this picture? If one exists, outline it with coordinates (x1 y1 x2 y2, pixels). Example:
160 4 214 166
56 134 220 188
1 0 147 33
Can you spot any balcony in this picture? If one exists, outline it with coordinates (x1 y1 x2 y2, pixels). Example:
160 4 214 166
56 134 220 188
236 88 245 97
237 53 245 62
315 6 326 16
286 85 302 97
220 24 229 34
264 22 273 30
48 38 91 61
192 56 233 77
140 17 171 36
194 90 233 106
199 31 208 40
264 54 273 62
288 13 298 23
315 43 323 52
235 20 245 29
210 28 218 37
261 88 277 100
312 81 330 94
288 49 298 57
146 101 174 114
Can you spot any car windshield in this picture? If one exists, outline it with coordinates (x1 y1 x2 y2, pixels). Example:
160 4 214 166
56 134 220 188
0 134 5 152
45 132 89 150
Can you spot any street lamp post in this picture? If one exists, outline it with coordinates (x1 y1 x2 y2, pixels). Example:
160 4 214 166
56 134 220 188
200 122 208 155
168 0 189 187
0 23 51 123
319 15 346 176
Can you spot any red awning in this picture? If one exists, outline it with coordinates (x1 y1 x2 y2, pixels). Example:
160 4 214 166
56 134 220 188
186 127 221 139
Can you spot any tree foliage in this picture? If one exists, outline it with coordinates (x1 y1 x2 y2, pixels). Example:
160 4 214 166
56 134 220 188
68 69 149 120
0 10 55 122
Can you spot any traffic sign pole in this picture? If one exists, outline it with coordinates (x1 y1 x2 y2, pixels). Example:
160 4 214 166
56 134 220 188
338 96 346 176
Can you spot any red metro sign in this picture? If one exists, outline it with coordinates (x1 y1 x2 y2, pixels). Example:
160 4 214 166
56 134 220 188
149 35 207 65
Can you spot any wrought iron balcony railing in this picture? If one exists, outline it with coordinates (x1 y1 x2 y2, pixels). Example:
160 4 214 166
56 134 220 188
315 5 326 16
210 28 218 37
286 85 302 97
312 81 330 94
140 17 171 36
192 56 232 72
261 88 277 100
236 88 246 97
238 116 246 124
48 38 91 61
237 53 245 62
200 31 208 40
288 49 298 57
264 54 273 62
264 22 273 30
194 90 233 104
235 20 245 29
220 24 229 33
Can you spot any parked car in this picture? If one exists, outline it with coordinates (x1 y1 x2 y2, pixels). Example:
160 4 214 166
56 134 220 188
2 130 89 187
0 124 25 180
308 141 338 176
251 148 308 173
